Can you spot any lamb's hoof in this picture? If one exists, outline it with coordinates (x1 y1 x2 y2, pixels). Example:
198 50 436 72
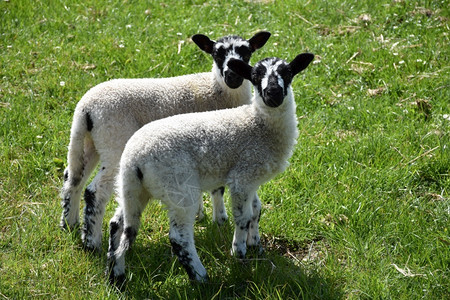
231 248 246 259
215 216 229 226
82 241 101 254
248 244 265 256
109 273 126 290
81 233 102 254
107 261 126 289
60 219 79 232
194 275 209 284
190 272 209 284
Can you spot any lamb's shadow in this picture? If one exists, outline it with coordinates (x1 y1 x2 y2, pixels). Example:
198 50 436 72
105 218 342 299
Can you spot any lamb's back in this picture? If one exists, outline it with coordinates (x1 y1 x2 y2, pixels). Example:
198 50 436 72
75 72 224 126
123 106 288 189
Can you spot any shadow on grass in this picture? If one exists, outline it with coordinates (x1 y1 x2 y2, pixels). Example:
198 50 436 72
98 219 342 299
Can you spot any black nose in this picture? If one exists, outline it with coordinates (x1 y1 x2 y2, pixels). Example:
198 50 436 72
224 70 244 89
266 87 283 98
264 86 284 107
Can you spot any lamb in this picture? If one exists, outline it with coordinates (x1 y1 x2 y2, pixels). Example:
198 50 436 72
59 31 271 251
107 52 315 284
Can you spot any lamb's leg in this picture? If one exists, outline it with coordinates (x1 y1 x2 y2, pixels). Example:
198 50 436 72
229 189 254 258
108 176 149 286
108 225 137 287
168 205 208 282
247 193 263 254
211 187 228 225
60 136 99 230
197 187 227 223
196 197 205 221
82 162 117 252
107 207 124 262
107 206 124 284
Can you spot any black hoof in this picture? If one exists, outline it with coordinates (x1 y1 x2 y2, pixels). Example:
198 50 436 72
109 273 126 290
191 274 209 284
60 220 79 232
248 244 265 256
82 242 101 255
106 260 126 290
216 217 229 226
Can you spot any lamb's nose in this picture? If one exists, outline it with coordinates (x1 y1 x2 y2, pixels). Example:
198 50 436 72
224 70 244 89
264 87 284 107
266 79 284 98
266 87 282 98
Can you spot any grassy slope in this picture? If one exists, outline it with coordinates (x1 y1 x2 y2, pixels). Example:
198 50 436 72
0 0 448 299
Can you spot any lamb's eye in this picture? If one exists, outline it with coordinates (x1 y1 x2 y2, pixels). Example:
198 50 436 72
235 46 251 62
277 65 292 87
216 47 226 57
257 74 264 84
213 47 227 65
253 66 267 84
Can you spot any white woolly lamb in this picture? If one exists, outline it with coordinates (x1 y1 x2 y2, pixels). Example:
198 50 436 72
60 32 271 251
107 52 314 284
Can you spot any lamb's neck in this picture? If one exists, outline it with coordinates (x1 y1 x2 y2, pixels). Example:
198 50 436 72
225 80 252 105
254 91 299 148
212 64 252 106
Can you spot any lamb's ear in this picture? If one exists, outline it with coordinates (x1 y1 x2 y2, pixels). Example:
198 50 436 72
289 53 314 76
192 34 215 54
227 59 253 81
248 31 271 52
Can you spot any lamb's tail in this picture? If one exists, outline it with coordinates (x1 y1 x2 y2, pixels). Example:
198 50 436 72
60 107 97 228
65 108 94 187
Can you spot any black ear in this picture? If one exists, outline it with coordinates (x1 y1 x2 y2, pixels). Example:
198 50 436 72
289 53 314 76
248 31 271 52
192 34 215 54
227 59 253 81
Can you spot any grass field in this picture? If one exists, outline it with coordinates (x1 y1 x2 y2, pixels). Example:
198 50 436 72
1 0 449 298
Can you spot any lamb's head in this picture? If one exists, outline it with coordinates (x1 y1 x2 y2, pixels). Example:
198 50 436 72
192 32 271 89
228 53 314 107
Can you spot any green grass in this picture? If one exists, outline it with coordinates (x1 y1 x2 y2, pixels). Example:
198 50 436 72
1 0 448 298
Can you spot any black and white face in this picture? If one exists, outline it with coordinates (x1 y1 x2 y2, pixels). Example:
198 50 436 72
211 36 253 89
252 58 293 108
227 52 314 107
192 32 271 89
